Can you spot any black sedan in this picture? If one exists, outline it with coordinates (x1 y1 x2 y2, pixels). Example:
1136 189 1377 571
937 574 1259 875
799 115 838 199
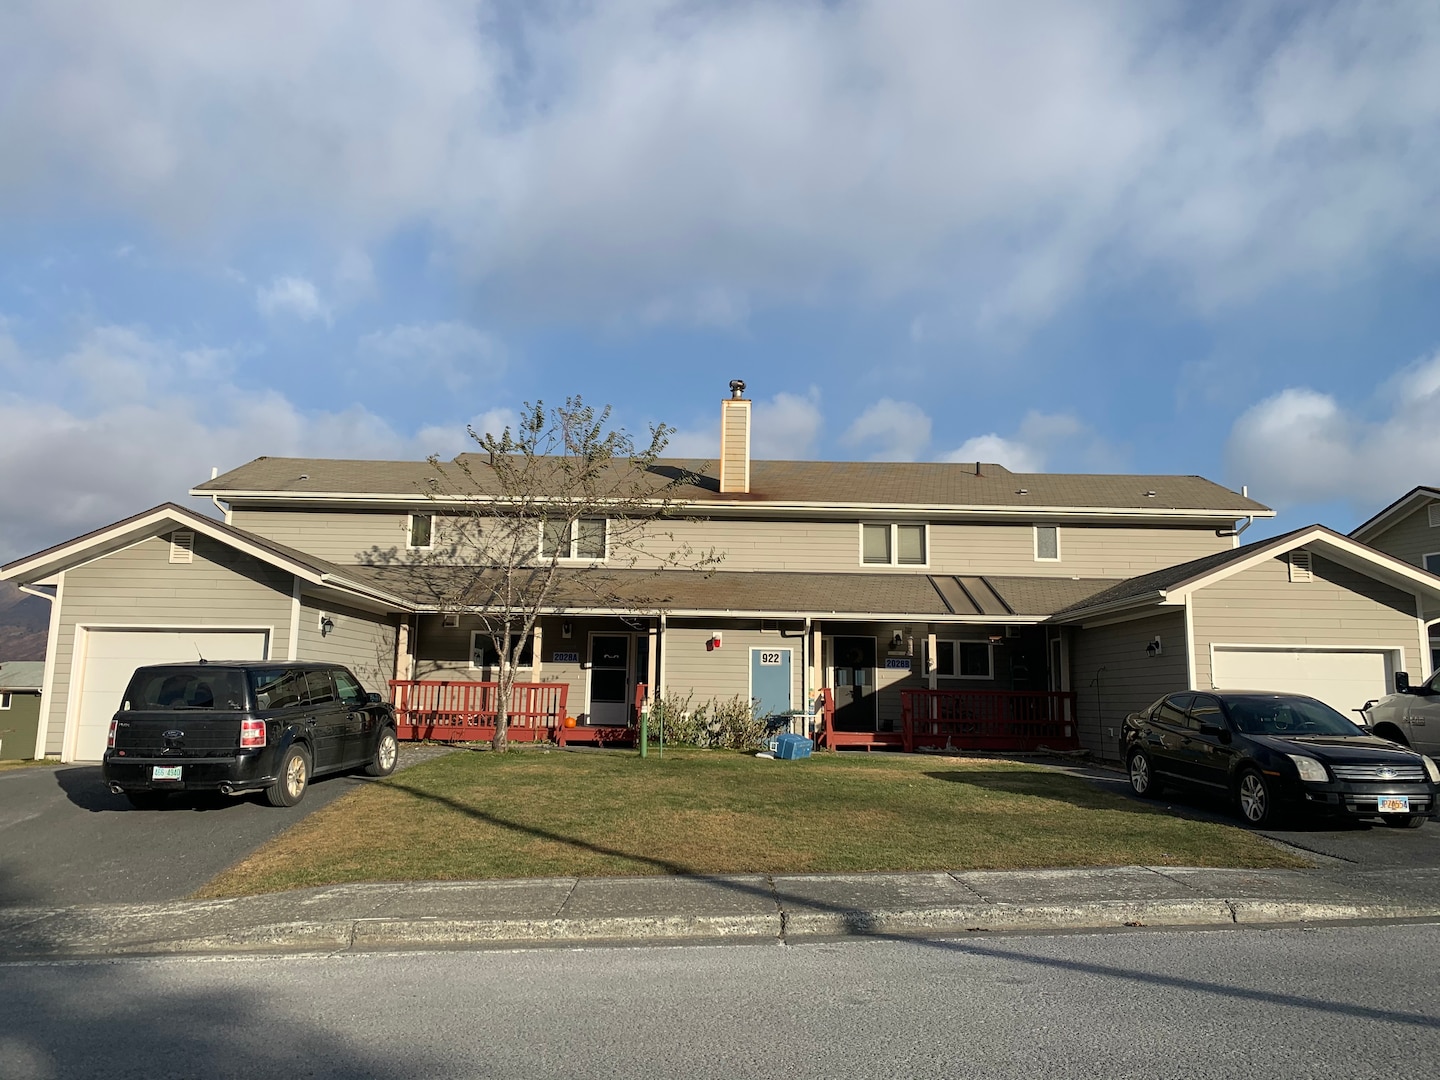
1121 690 1440 827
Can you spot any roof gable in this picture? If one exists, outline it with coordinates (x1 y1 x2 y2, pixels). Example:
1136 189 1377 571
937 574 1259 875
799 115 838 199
1350 486 1440 543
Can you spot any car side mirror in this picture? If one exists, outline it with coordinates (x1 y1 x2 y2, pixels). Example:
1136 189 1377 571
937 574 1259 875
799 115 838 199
367 692 383 704
1394 671 1411 694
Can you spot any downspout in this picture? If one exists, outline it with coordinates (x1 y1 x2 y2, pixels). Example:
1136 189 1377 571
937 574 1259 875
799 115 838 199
209 466 231 524
1216 485 1253 541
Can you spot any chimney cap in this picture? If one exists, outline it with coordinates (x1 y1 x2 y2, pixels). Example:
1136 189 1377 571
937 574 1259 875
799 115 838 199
728 379 747 399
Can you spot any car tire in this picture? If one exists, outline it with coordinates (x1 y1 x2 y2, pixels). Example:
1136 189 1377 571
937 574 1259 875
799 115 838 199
1235 768 1275 826
265 744 311 808
1380 813 1426 829
1128 749 1162 798
124 791 171 810
365 727 399 778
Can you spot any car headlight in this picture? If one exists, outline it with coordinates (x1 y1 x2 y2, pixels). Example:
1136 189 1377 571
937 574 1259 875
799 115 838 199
1287 754 1328 783
1423 756 1440 784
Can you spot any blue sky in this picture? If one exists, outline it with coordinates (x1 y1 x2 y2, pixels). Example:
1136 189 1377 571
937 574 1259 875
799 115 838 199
3 0 1440 561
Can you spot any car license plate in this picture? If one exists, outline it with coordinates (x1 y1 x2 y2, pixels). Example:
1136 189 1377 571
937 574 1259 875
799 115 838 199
1377 796 1410 814
151 765 182 781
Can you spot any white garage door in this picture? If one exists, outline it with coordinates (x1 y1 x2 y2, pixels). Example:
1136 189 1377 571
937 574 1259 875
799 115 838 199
71 629 269 761
1211 646 1395 718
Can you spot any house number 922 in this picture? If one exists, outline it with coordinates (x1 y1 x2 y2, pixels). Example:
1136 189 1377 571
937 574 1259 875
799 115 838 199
759 651 783 665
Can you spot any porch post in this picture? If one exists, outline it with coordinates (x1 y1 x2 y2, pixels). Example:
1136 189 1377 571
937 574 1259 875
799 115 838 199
395 616 414 684
657 613 667 699
646 620 658 692
810 621 822 708
533 621 544 681
927 631 938 691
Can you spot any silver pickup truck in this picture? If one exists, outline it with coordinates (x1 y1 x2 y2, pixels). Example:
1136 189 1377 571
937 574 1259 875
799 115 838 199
1363 671 1440 755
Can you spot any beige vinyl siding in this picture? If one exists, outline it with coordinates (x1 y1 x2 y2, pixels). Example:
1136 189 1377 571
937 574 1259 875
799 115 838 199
1189 553 1422 691
1069 610 1187 760
1360 502 1440 571
664 620 804 715
231 507 1230 577
229 508 414 564
296 596 398 695
43 535 294 756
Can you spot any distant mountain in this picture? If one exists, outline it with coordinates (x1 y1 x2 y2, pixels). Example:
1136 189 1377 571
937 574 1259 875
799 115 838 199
0 581 49 661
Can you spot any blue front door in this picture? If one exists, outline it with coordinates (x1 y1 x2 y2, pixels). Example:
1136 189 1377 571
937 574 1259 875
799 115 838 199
750 647 792 719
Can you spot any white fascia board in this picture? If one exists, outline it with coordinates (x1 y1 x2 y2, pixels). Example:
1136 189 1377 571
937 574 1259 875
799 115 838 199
1047 590 1171 625
410 603 1045 623
206 490 1272 523
1350 487 1440 542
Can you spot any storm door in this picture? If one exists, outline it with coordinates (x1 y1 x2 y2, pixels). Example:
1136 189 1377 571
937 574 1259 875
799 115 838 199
587 634 632 726
830 636 878 732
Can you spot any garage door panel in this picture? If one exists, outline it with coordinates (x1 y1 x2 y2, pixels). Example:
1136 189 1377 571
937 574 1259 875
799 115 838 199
71 630 269 761
1211 646 1393 717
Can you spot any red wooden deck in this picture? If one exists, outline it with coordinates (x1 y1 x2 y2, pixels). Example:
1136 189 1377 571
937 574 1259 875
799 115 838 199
815 688 1078 752
389 680 569 743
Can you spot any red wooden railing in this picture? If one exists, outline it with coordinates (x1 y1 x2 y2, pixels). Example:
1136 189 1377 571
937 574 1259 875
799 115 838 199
899 689 1078 752
389 680 569 743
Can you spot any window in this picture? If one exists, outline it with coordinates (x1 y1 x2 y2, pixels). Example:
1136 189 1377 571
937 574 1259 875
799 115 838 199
470 631 536 672
0 692 10 710
333 669 366 707
1034 525 1059 561
933 640 994 680
540 518 607 560
1424 553 1440 575
1153 694 1194 729
441 613 461 629
861 523 927 566
408 513 433 549
1188 695 1226 733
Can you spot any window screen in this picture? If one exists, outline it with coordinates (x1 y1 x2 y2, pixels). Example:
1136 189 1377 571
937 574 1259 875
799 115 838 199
862 524 891 564
409 514 433 548
957 642 991 678
575 519 606 559
897 525 925 565
1425 553 1440 575
1035 525 1059 560
541 520 570 558
471 632 535 669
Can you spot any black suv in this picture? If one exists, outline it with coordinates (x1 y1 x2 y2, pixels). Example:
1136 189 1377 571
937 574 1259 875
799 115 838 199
1122 690 1439 827
102 661 399 809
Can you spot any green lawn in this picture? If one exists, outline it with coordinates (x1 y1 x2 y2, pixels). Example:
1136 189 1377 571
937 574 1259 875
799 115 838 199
198 748 1306 898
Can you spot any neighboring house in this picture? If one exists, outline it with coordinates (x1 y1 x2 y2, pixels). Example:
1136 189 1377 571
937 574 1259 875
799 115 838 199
1350 487 1440 671
5 385 1438 763
0 660 44 761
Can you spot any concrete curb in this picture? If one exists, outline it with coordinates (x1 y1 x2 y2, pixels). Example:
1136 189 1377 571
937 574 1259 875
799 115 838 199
7 898 1440 959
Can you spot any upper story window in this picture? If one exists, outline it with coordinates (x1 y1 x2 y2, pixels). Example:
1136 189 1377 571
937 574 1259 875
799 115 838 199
1424 552 1440 575
541 518 607 561
0 692 11 710
933 640 994 680
861 523 927 566
408 513 434 549
1034 525 1060 561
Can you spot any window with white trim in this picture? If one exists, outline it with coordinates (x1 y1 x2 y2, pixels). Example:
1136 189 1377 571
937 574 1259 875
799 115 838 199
470 631 535 672
1424 552 1440 575
441 613 461 629
540 518 607 560
1034 525 1059 561
932 640 994 680
0 692 11 710
408 513 434 549
861 523 927 566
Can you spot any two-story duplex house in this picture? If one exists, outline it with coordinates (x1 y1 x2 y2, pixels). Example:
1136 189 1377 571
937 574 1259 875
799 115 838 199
8 385 1440 764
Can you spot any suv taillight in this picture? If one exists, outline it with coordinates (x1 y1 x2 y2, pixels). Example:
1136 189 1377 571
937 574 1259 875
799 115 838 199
240 719 266 749
107 719 117 749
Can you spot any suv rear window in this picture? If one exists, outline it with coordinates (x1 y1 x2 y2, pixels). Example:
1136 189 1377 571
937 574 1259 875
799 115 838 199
124 667 248 711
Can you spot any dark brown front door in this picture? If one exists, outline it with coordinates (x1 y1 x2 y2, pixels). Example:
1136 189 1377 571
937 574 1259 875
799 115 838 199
832 637 877 732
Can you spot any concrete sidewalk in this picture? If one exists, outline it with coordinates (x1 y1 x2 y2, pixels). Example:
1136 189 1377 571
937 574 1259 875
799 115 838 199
5 864 1440 959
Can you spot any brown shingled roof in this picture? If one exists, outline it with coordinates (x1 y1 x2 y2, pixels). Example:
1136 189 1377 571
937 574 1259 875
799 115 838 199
194 455 1269 514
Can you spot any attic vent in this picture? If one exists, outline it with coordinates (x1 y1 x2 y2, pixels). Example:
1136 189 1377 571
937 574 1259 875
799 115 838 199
761 619 780 633
169 531 195 564
442 613 460 629
1288 550 1313 583
1429 504 1440 528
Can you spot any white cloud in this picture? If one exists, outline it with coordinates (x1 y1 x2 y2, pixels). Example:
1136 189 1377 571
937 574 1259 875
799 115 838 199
1224 349 1440 511
0 326 475 561
255 276 329 324
667 388 825 461
4 2 1438 328
943 411 1110 473
356 320 505 390
844 399 932 462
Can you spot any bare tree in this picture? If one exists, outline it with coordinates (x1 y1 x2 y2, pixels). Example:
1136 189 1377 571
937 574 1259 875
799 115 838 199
395 396 719 750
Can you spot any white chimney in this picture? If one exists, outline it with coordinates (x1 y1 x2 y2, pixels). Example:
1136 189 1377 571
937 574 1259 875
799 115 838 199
719 379 751 494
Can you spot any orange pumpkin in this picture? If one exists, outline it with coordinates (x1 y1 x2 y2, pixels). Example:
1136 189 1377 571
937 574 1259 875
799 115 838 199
563 716 577 728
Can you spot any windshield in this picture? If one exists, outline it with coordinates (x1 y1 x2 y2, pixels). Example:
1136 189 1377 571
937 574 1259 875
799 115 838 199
123 667 248 711
1225 695 1365 737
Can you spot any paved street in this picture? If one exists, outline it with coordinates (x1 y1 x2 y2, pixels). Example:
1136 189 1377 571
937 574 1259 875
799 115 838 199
0 747 453 907
4 922 1438 1079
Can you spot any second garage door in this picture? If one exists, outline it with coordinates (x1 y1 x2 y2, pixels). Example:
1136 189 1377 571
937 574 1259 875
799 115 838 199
1210 646 1396 719
70 628 270 760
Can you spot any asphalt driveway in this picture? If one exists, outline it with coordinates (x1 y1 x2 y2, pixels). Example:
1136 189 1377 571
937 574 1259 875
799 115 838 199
1067 760 1440 869
0 746 453 908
